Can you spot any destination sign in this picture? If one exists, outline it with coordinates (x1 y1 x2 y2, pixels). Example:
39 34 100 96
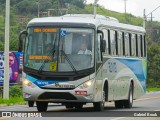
34 28 57 33
29 55 51 60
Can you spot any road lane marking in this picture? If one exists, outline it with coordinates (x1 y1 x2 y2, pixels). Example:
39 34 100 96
111 117 126 120
110 96 160 120
134 96 160 101
105 96 160 106
154 109 160 111
0 117 12 120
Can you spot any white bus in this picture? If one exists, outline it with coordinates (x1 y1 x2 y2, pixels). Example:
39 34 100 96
19 14 147 112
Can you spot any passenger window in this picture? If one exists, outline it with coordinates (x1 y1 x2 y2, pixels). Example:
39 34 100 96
131 34 136 56
140 35 143 57
117 31 123 56
122 32 125 56
110 30 117 55
138 35 141 57
124 33 129 56
143 35 146 57
108 30 111 55
102 29 109 55
129 33 132 56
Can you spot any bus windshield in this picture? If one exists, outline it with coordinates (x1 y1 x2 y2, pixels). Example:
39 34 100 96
24 27 94 72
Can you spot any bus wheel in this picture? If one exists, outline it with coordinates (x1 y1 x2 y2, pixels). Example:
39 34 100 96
93 91 105 111
28 101 34 107
115 100 124 108
36 101 48 112
124 83 133 108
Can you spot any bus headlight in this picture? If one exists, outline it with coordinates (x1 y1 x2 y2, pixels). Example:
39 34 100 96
23 79 36 88
79 80 93 89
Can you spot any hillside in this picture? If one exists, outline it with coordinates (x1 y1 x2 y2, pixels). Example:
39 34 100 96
0 1 145 51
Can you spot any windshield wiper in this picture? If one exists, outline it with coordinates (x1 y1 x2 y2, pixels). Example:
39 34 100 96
61 50 77 74
38 48 55 73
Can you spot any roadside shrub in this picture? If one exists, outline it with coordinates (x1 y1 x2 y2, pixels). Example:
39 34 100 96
9 85 22 97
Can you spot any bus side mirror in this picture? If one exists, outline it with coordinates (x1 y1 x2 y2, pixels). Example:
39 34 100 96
100 39 106 53
18 30 27 52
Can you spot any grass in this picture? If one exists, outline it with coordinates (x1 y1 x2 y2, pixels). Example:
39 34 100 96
146 88 160 92
0 97 26 106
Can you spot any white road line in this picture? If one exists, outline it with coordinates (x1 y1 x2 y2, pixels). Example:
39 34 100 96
111 117 127 120
154 109 160 111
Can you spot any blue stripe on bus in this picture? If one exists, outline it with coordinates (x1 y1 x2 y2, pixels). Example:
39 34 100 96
26 75 66 87
116 58 146 91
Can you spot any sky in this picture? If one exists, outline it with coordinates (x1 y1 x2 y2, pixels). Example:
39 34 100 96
86 0 160 21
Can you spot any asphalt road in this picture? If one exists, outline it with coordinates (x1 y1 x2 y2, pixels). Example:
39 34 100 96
0 91 160 120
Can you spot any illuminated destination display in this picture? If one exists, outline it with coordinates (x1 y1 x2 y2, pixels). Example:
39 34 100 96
29 56 51 60
34 28 57 33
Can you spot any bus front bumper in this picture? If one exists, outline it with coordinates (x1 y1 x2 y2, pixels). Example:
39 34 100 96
23 84 95 103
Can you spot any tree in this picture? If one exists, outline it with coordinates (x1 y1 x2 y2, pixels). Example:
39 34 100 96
147 42 160 87
16 0 37 15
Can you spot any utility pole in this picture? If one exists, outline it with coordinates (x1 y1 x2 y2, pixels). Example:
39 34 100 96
94 0 99 18
3 0 10 99
143 9 146 28
145 5 160 42
124 0 127 22
124 0 127 14
37 0 40 17
57 0 60 16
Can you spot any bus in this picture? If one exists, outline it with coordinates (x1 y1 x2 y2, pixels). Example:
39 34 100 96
18 14 147 112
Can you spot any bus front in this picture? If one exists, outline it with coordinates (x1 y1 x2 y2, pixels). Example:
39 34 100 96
21 21 96 111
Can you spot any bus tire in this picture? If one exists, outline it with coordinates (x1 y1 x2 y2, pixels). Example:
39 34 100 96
28 101 34 107
36 101 48 112
115 100 124 108
93 90 105 111
124 83 133 108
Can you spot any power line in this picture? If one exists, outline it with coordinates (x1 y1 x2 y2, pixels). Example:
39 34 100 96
146 5 160 17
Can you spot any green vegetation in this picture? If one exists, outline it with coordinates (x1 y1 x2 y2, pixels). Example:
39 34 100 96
0 0 160 88
0 85 25 106
9 85 22 97
0 97 25 106
146 88 160 92
147 42 160 88
85 4 143 26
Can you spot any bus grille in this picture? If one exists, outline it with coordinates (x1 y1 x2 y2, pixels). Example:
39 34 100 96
38 92 77 100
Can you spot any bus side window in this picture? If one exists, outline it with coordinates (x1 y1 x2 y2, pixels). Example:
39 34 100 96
124 32 129 56
135 34 138 57
110 30 117 56
122 32 125 56
102 29 109 55
144 35 146 57
115 31 118 55
140 35 144 57
96 34 101 62
138 35 141 57
131 34 136 57
108 30 111 55
117 31 123 56
129 33 132 56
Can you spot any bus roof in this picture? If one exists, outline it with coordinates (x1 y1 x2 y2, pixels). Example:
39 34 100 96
28 14 145 33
